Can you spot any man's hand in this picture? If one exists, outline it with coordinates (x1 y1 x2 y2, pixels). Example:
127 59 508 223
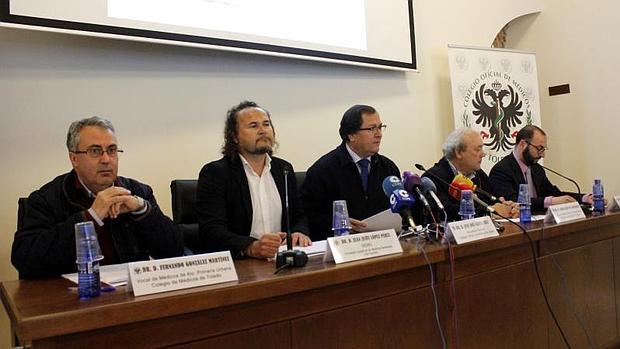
493 197 519 218
286 232 312 247
109 195 145 218
90 187 133 220
350 218 367 233
245 232 286 259
551 195 577 205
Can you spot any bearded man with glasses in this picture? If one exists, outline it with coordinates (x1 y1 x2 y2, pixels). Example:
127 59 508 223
489 125 595 212
12 116 183 279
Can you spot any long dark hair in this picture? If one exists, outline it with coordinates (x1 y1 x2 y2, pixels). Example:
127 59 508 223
221 101 275 157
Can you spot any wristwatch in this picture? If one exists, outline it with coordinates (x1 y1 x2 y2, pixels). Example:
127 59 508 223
133 195 146 211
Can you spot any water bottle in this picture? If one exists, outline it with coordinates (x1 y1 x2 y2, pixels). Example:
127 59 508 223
459 190 475 220
593 178 605 215
518 184 532 223
75 221 104 299
332 200 352 236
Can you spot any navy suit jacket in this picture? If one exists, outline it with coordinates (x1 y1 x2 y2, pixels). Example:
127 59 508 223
195 155 308 258
300 142 400 240
489 153 581 212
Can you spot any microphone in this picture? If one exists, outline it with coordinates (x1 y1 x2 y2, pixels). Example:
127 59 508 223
416 163 469 200
452 174 499 203
421 177 445 211
541 165 582 196
402 171 431 210
382 176 418 230
275 168 308 271
447 184 496 214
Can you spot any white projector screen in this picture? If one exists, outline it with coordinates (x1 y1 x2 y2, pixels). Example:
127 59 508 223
0 0 416 70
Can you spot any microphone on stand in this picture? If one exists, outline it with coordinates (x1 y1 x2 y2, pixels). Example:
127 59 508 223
275 168 308 272
452 174 499 203
402 171 431 211
414 164 496 215
541 165 582 196
382 176 419 231
421 177 445 211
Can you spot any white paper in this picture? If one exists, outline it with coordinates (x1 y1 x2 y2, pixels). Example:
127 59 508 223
128 252 238 297
447 216 499 244
545 202 585 224
360 209 402 233
62 263 129 287
278 240 327 256
496 214 546 223
324 229 402 264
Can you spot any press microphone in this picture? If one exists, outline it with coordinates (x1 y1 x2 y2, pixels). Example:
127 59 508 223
382 176 418 230
421 177 445 211
541 165 582 196
447 185 495 214
402 171 431 210
416 163 467 200
275 168 308 271
452 174 499 203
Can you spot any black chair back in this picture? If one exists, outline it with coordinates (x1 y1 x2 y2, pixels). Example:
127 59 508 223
17 197 29 230
170 180 204 254
294 171 306 193
170 179 198 224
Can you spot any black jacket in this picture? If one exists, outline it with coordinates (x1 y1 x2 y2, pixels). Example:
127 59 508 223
422 157 494 221
12 171 184 279
195 155 308 258
489 153 582 212
300 142 400 240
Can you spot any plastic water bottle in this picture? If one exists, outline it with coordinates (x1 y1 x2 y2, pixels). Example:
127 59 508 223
75 221 104 299
518 184 532 223
593 178 605 215
332 200 351 236
459 190 475 220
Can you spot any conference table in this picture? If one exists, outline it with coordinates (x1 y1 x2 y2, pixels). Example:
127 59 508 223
3 212 620 348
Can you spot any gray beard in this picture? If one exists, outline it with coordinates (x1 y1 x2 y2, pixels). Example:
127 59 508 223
250 145 272 154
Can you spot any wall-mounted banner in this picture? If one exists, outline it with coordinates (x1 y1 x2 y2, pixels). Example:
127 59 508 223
448 45 541 172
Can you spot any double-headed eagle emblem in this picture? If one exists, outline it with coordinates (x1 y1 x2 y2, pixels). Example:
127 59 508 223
472 80 523 151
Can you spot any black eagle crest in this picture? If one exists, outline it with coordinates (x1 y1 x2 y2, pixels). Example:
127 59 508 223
472 82 523 151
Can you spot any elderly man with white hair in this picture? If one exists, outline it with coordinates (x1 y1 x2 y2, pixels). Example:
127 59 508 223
422 127 518 221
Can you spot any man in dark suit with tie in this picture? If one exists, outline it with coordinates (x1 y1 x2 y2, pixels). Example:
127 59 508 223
300 104 400 240
195 101 311 259
489 125 594 212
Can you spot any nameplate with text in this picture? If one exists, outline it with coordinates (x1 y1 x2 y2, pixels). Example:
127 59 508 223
128 251 238 297
324 229 403 264
447 216 498 244
607 195 620 212
545 201 586 224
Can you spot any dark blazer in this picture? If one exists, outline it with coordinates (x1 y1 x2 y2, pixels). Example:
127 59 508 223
12 171 184 279
195 155 308 258
422 157 494 221
489 153 581 212
300 142 400 240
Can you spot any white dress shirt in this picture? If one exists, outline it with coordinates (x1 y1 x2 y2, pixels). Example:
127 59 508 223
240 154 283 239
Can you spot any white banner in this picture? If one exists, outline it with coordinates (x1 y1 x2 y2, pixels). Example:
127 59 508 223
448 45 541 172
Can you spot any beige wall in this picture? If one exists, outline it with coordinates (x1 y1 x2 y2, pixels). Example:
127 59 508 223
0 1 541 345
506 1 620 198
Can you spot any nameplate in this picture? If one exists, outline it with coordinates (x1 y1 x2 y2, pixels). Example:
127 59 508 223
607 195 620 212
446 216 498 244
323 229 403 264
128 251 238 297
544 201 586 224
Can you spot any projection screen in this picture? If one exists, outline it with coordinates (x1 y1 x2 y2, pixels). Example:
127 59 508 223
0 0 416 70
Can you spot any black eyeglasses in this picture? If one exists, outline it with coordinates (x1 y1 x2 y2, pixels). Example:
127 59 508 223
358 124 387 133
72 146 124 158
526 141 547 154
